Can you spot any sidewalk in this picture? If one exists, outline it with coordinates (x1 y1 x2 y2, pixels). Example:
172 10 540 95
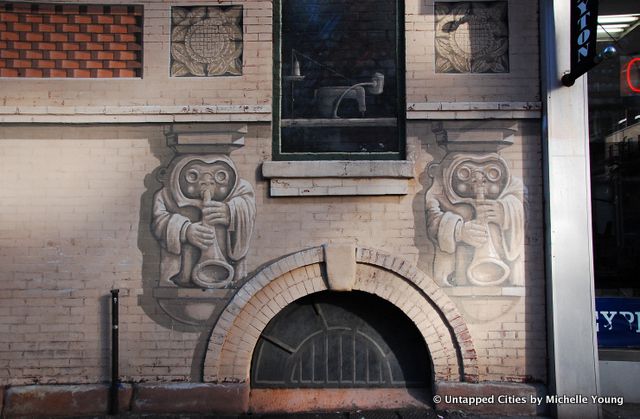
78 408 536 419
603 404 640 418
74 403 640 419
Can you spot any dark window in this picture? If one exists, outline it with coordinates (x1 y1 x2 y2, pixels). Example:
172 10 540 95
588 2 640 296
274 0 405 160
251 291 431 388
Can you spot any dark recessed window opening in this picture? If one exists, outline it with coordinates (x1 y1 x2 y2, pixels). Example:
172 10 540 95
274 0 405 159
251 291 432 389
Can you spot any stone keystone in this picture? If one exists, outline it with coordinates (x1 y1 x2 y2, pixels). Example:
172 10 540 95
323 242 356 291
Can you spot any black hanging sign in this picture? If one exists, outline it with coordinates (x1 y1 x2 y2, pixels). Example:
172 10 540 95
562 0 600 86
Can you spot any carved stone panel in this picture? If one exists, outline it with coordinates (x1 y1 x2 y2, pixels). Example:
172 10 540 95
152 154 255 289
434 1 509 73
425 132 524 287
171 6 243 77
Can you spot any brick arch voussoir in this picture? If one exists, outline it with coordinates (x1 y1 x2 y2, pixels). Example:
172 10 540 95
355 247 479 382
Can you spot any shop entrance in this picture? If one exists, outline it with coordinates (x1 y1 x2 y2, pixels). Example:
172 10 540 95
250 290 432 389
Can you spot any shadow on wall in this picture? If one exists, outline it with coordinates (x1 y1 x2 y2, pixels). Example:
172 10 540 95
136 131 173 325
100 294 110 380
410 122 442 279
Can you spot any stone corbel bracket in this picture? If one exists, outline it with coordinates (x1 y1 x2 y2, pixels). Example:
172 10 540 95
432 121 517 152
152 288 234 328
165 123 248 154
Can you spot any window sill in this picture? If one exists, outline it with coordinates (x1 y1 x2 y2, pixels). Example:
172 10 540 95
261 160 414 196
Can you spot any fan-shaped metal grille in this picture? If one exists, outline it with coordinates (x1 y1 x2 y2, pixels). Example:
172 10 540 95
251 291 432 388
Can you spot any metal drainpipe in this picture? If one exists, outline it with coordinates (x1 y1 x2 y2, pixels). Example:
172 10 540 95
110 289 119 415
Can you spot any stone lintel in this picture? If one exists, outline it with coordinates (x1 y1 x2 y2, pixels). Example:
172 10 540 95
262 160 414 179
263 161 414 196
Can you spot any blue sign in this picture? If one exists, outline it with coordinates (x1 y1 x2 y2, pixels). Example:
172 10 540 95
596 297 640 348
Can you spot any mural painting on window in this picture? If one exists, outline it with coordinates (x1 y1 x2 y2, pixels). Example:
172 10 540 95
276 0 403 158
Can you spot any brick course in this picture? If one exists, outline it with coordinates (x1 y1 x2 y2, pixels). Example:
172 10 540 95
0 2 142 77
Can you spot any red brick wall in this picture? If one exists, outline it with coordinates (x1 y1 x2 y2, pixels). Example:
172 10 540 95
0 2 143 78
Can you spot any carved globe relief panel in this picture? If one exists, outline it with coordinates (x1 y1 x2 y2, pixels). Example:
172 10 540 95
434 1 509 73
171 6 243 77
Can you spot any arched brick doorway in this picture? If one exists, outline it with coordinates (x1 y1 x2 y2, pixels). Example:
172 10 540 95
203 246 478 411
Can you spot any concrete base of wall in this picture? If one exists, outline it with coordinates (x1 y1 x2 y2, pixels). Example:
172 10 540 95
249 388 430 413
1 383 247 418
0 382 546 417
132 382 249 414
435 381 547 416
2 384 133 417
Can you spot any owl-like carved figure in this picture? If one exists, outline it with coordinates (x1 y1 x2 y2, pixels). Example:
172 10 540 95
152 154 256 288
425 153 524 287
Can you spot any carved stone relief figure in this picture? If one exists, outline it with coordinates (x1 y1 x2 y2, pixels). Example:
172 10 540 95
426 152 524 287
152 154 255 289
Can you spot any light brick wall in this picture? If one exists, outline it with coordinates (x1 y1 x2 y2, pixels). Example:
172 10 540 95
0 0 545 390
0 125 199 385
0 119 545 385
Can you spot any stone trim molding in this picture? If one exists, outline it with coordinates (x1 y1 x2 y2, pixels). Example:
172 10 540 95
0 102 540 122
407 102 542 120
0 105 271 123
203 246 479 384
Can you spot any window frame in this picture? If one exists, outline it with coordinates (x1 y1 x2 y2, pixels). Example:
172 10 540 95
272 0 406 161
